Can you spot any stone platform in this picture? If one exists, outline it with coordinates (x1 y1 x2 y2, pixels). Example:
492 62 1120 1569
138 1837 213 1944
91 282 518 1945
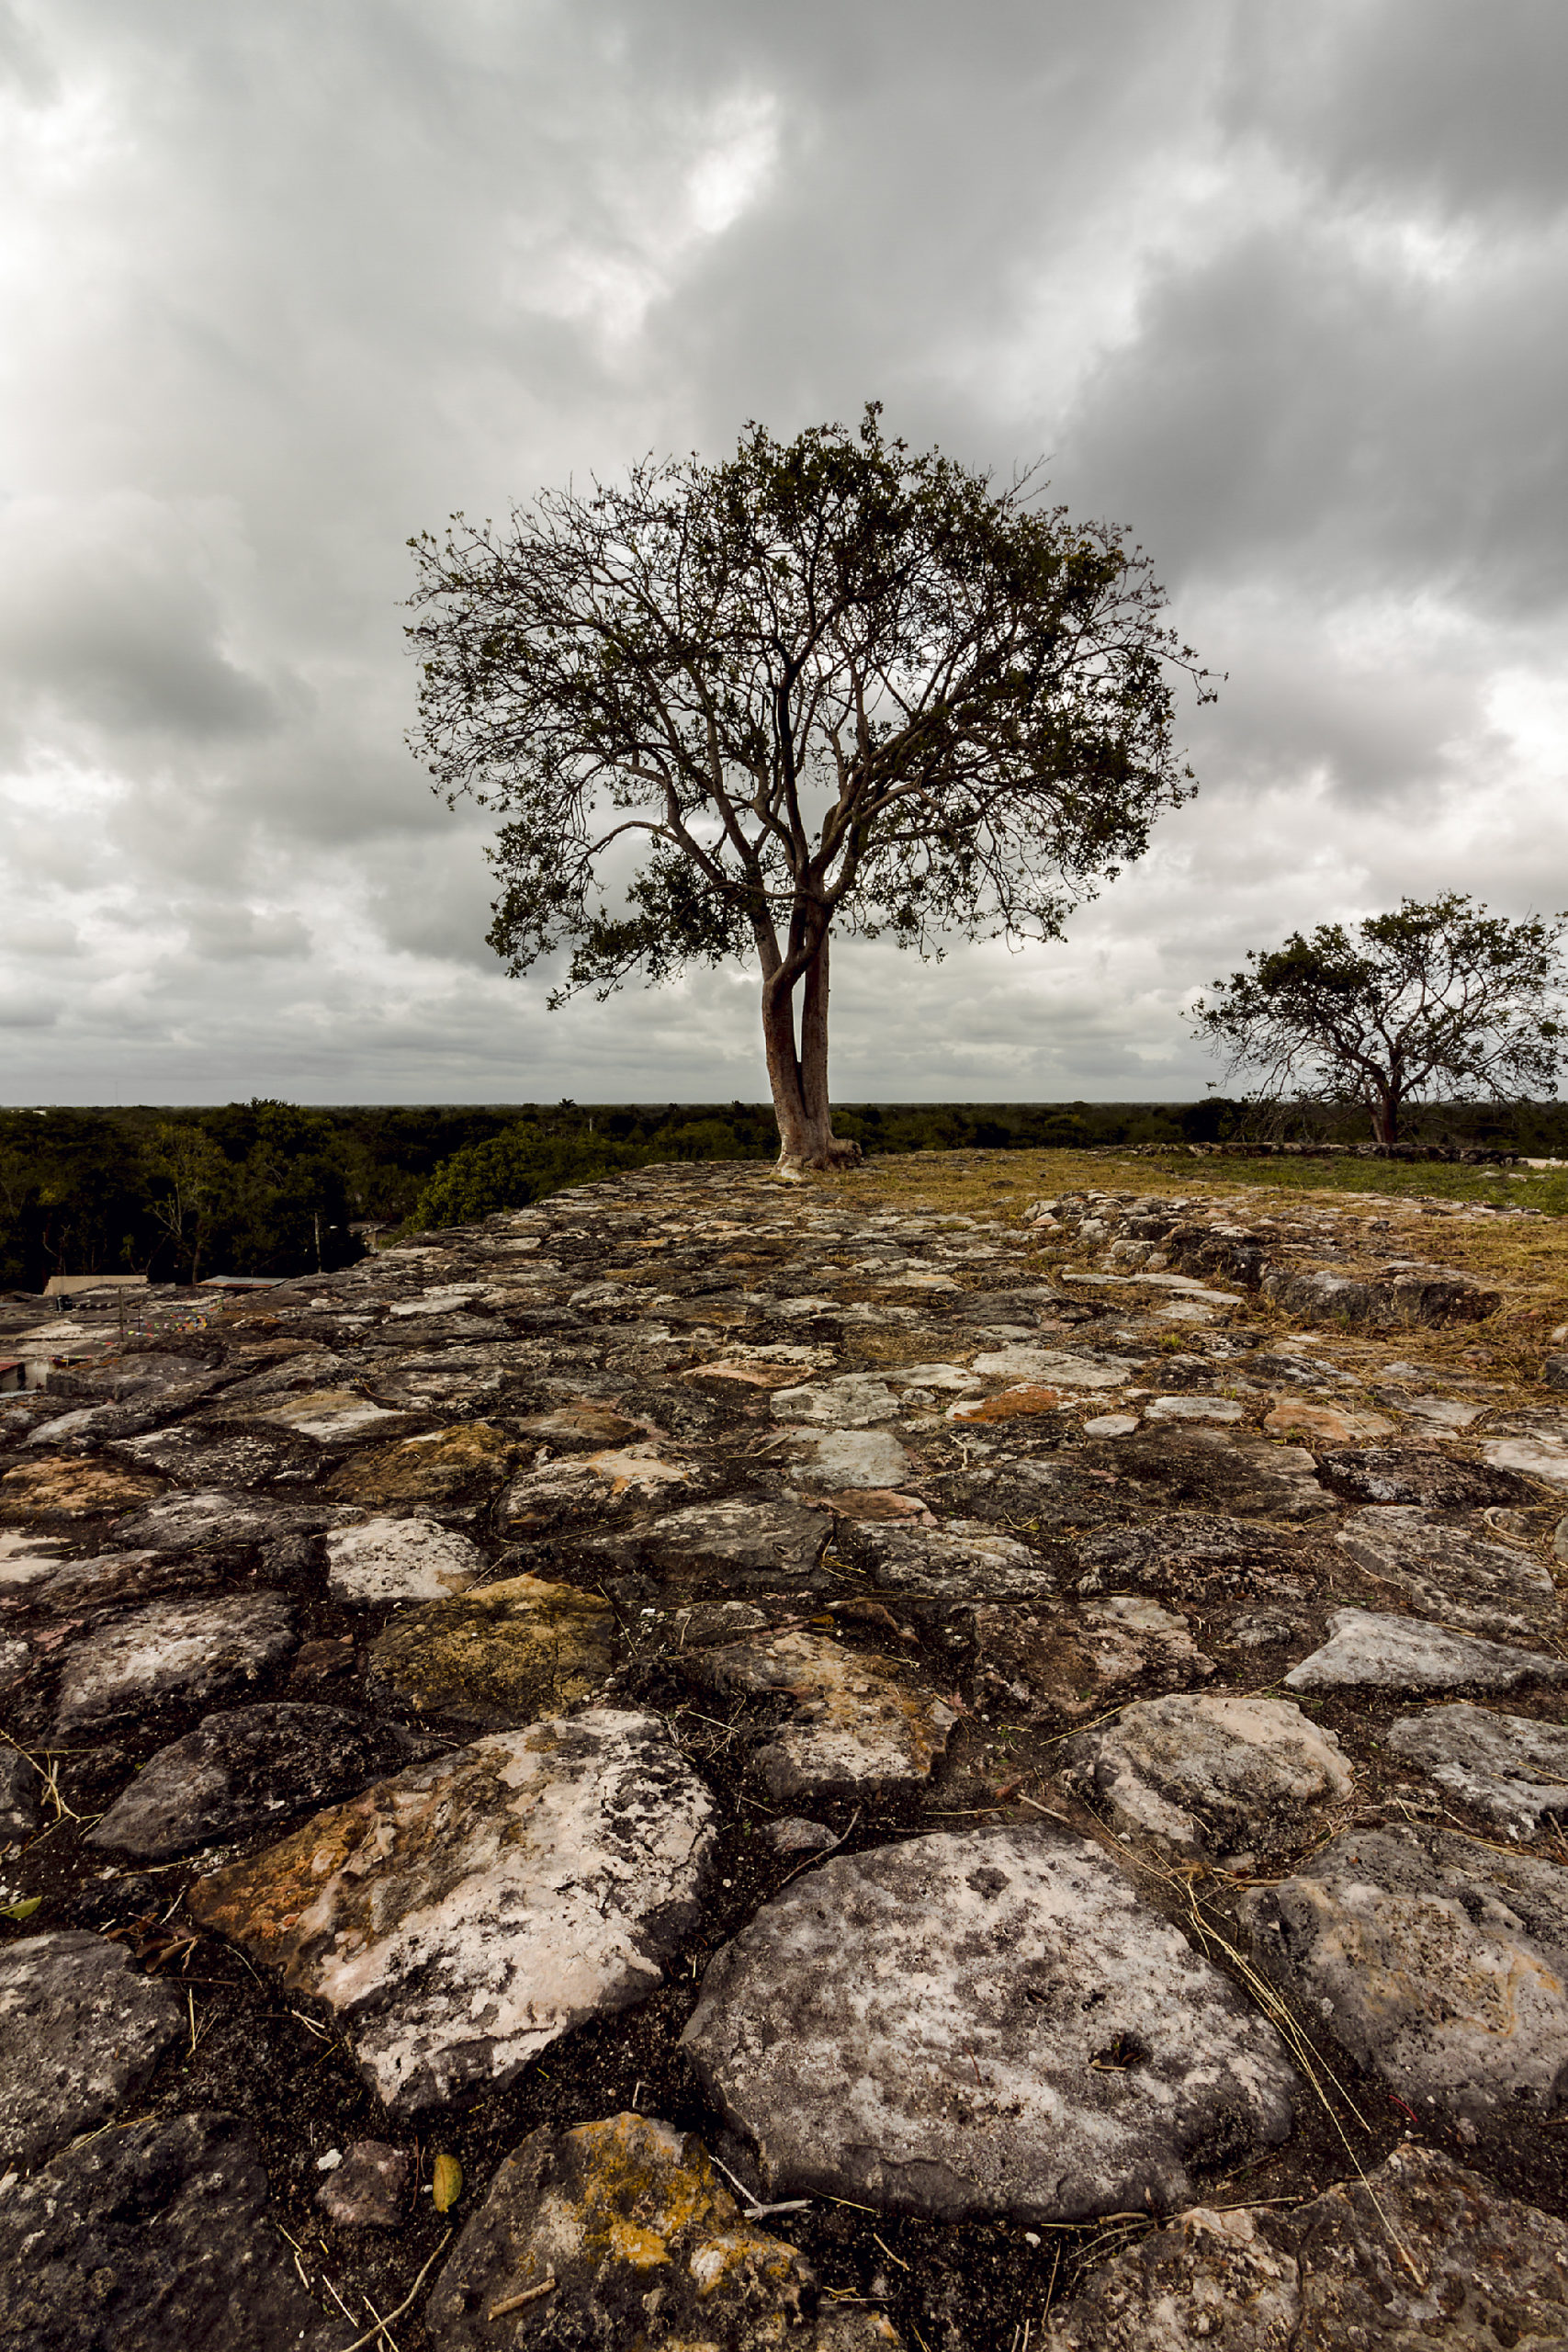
3 1161 1568 2347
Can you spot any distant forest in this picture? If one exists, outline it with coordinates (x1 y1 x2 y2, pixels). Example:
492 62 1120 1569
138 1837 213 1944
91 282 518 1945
3 1094 1565 1292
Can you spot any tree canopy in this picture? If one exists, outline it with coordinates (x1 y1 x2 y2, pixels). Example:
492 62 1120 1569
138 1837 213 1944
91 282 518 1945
1191 895 1567 1146
407 405 1209 1169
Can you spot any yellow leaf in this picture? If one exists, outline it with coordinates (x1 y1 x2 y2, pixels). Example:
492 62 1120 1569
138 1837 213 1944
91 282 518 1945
432 2153 463 2212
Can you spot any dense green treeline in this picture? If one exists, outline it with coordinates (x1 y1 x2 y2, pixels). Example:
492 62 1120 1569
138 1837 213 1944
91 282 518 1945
4 1095 1566 1291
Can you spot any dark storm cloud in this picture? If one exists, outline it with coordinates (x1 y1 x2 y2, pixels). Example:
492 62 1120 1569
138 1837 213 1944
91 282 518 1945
0 0 1563 1103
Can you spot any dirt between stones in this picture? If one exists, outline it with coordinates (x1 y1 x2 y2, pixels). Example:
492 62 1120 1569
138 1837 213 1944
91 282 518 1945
5 1160 1568 2348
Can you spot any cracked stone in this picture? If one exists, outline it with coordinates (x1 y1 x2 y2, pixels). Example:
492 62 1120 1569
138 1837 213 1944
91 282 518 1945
1244 1823 1568 2120
52 1589 299 1735
0 2109 350 2350
855 1521 1058 1600
367 1573 619 1724
1314 1443 1538 1510
86 1702 433 1861
186 1709 716 2113
1335 1506 1562 1638
770 1374 902 1427
426 2111 898 2351
324 1515 487 1603
682 1826 1296 2222
1285 1608 1568 1697
681 1627 957 1803
1061 1693 1353 1860
0 1928 185 2165
502 1443 701 1528
626 1498 831 1587
1385 1702 1568 1837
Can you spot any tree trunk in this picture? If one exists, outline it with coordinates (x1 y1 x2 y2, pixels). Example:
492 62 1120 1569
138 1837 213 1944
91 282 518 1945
761 933 863 1176
1369 1087 1399 1149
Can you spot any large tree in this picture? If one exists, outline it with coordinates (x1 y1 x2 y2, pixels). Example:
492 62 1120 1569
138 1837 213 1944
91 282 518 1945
1191 895 1567 1147
407 407 1208 1170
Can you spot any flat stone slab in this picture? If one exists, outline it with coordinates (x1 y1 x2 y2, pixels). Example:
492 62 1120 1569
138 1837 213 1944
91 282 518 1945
86 1702 431 1861
513 1403 644 1448
1051 2144 1568 2351
0 1928 185 2164
682 1626 956 1802
1315 1443 1538 1510
1285 1607 1568 1697
186 1709 716 2113
1336 1505 1562 1637
324 1514 486 1602
52 1589 298 1734
1484 1435 1568 1489
1062 1693 1352 1860
783 1427 913 1490
325 1420 521 1509
639 1498 831 1583
502 1442 703 1526
110 1487 328 1551
1385 1702 1568 1837
367 1572 618 1723
965 1597 1214 1722
969 1345 1135 1388
427 2110 894 2351
682 1826 1296 2222
1244 1823 1568 2120
0 1453 164 1521
1262 1398 1393 1443
1094 1430 1333 1518
856 1521 1058 1600
0 2109 348 2350
771 1374 901 1427
1144 1396 1246 1425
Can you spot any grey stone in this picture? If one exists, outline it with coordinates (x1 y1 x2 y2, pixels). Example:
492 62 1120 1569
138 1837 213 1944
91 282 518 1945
1384 1702 1568 1837
111 1487 332 1550
323 1514 486 1602
1075 1514 1307 1604
1050 2144 1568 2351
52 1590 298 1734
32 1546 227 1617
783 1426 913 1490
969 1344 1137 1388
1315 1443 1537 1510
0 2109 350 2350
1097 1430 1333 1518
1144 1396 1246 1424
766 1815 840 1854
856 1520 1058 1600
0 1740 42 1838
86 1702 432 1861
1285 1607 1568 1697
1062 1693 1352 1860
426 2111 896 2352
682 1826 1296 2222
681 1627 956 1802
187 1709 716 2114
0 1928 185 2165
963 1596 1214 1722
770 1374 901 1426
1483 1435 1568 1489
639 1498 830 1583
1244 1823 1568 2120
1336 1506 1562 1637
315 2137 412 2228
1263 1263 1499 1330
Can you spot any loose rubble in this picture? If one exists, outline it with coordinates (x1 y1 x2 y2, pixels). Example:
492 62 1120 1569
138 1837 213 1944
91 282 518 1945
4 1160 1568 2346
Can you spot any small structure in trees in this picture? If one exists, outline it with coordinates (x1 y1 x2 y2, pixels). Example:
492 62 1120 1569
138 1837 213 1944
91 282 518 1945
407 406 1209 1171
1191 895 1567 1148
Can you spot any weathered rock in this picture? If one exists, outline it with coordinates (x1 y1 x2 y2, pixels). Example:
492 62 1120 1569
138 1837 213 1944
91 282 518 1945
969 1344 1135 1388
117 1420 322 1490
783 1426 913 1490
1095 1430 1333 1518
502 1442 702 1527
1335 1506 1562 1637
771 1374 901 1426
316 2137 412 2229
1315 1442 1537 1510
1385 1702 1568 1837
1263 1263 1499 1330
222 1386 411 1443
0 1529 73 1586
367 1573 618 1723
31 1545 227 1616
948 1382 1066 1424
324 1514 486 1603
1050 2144 1568 2350
186 1710 716 2113
426 2110 898 2350
0 1453 164 1521
0 1738 42 1837
682 1627 956 1802
1285 1607 1568 1697
1483 1434 1568 1489
1261 1398 1393 1443
86 1702 430 1860
51 1589 298 1734
513 1402 644 1447
1144 1396 1246 1425
326 1420 520 1509
1061 1693 1352 1860
964 1596 1214 1722
1244 1824 1568 2120
767 1815 840 1854
0 2109 349 2350
856 1521 1058 1600
1075 1513 1308 1605
0 1928 185 2164
682 1827 1296 2222
637 1498 830 1584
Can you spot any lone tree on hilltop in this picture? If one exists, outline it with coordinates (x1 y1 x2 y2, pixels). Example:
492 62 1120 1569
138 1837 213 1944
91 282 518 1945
407 406 1209 1171
1191 895 1567 1148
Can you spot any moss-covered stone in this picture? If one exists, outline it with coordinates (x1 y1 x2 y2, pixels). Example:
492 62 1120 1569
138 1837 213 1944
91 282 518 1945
368 1572 618 1723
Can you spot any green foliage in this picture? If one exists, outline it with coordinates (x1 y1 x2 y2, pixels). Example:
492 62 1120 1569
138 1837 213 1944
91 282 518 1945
409 1129 653 1227
1192 895 1567 1146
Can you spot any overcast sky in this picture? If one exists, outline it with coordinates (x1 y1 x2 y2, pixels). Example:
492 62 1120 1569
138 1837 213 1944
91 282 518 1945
2 0 1564 1106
